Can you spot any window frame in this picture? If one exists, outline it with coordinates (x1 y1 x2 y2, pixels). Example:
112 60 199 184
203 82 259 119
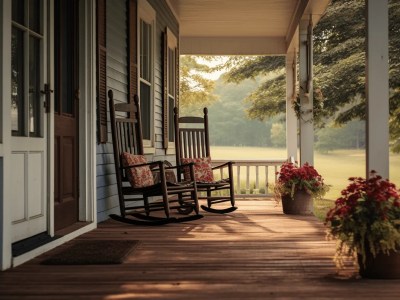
137 0 155 151
11 0 45 138
165 27 177 153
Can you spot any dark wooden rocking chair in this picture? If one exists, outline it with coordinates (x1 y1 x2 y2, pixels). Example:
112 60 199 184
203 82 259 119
174 107 237 214
108 90 202 225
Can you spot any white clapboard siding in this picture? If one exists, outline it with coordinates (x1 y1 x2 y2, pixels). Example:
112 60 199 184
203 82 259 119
96 0 128 222
95 0 179 222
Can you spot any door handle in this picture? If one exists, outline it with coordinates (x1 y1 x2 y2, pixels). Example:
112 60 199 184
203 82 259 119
40 83 54 113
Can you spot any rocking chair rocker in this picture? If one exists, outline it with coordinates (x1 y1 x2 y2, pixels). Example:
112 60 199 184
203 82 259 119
108 90 202 225
174 107 237 214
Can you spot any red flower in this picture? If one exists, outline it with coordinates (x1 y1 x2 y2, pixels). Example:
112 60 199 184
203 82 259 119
325 172 400 228
275 162 328 199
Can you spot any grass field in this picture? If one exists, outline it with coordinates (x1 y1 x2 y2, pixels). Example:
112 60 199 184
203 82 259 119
211 146 400 201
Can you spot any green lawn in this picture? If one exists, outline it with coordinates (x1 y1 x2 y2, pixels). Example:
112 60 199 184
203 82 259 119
211 146 400 201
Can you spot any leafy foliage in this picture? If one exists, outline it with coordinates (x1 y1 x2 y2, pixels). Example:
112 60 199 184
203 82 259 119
222 56 285 83
207 78 273 147
325 173 400 268
222 0 400 152
179 56 219 115
223 57 287 121
275 162 329 200
315 121 365 153
270 123 286 147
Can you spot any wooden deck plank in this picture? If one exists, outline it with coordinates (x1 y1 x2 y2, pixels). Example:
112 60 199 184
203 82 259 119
0 199 399 299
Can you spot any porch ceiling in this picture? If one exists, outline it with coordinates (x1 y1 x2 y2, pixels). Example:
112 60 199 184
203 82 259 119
169 0 331 55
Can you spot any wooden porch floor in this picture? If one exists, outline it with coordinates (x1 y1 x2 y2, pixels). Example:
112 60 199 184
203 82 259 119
1 199 399 299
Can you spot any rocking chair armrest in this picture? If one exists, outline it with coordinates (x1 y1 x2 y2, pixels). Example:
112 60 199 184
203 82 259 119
212 161 234 170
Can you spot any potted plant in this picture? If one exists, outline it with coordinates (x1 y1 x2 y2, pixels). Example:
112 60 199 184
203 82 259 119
325 172 400 279
275 161 329 215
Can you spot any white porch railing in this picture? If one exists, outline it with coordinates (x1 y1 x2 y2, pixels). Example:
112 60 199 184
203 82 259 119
212 159 287 198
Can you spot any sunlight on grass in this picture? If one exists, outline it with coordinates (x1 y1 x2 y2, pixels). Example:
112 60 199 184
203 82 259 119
314 149 365 200
211 146 400 201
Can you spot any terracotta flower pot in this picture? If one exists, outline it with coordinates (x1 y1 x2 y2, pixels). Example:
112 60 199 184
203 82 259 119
281 190 313 215
358 249 400 279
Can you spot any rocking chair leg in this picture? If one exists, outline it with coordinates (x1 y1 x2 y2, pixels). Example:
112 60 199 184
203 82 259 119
229 181 235 206
192 191 199 215
144 197 150 216
162 189 170 218
177 192 195 215
230 189 235 207
228 165 235 207
207 188 212 207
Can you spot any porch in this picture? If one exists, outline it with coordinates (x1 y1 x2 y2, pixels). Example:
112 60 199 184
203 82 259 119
0 199 398 299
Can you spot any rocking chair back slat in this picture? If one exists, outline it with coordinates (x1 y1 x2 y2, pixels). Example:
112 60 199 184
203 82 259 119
109 91 143 186
178 128 208 159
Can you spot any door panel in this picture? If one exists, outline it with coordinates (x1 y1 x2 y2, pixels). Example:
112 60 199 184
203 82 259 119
10 151 46 242
28 152 45 217
62 137 75 196
10 0 48 243
11 153 26 223
53 0 79 232
54 116 78 231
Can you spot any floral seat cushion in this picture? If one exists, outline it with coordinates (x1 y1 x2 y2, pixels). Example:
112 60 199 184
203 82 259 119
121 152 154 188
181 156 214 183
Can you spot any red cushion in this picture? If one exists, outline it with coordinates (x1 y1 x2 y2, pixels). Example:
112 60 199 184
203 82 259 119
121 152 154 188
181 156 214 183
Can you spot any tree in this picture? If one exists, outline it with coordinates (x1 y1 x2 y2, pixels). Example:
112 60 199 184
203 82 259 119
315 120 365 153
222 0 400 152
179 55 219 115
207 78 273 147
270 123 286 148
222 56 286 121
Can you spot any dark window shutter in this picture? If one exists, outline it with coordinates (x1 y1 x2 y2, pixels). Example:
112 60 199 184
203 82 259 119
128 0 138 106
97 0 107 143
175 42 179 114
163 29 168 149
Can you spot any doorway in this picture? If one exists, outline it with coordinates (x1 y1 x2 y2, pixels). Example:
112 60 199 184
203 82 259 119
53 0 79 231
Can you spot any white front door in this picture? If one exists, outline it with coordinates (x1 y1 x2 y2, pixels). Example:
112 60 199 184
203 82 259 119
10 0 49 242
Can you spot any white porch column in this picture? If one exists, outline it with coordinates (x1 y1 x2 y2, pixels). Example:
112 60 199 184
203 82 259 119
78 0 97 224
286 54 298 162
299 18 314 166
366 0 389 179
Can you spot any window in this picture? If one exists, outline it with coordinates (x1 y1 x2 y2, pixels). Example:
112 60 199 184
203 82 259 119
11 0 43 137
168 46 175 142
138 0 155 146
164 28 178 150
